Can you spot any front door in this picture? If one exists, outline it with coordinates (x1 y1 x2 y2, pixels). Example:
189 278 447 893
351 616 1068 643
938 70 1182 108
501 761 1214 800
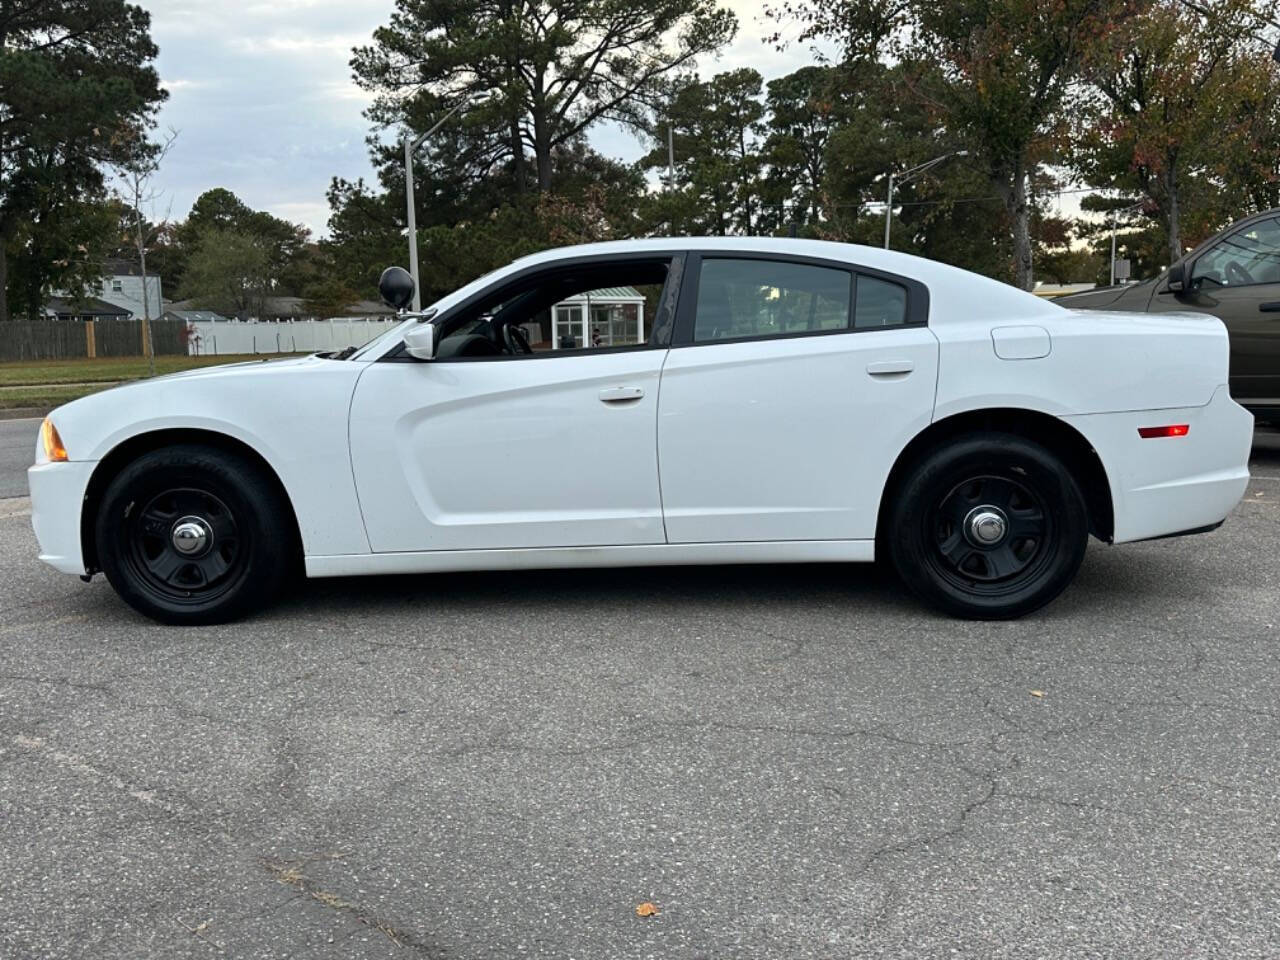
1152 216 1280 407
349 350 667 552
348 255 680 553
657 254 939 543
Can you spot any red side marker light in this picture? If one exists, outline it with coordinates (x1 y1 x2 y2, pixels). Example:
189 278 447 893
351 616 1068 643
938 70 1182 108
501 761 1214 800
1137 424 1189 439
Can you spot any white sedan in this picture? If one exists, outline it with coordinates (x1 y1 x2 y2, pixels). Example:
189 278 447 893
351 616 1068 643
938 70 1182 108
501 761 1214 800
29 238 1253 624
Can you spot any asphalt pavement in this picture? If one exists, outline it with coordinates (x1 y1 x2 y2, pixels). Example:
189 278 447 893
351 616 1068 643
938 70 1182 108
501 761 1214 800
0 417 37 498
0 432 1277 959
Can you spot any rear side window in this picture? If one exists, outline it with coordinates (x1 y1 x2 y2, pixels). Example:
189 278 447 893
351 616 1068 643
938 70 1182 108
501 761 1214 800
693 258 852 343
854 275 908 328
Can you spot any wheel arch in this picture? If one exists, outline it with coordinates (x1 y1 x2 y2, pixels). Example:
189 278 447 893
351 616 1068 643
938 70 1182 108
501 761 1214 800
80 428 304 574
878 407 1115 546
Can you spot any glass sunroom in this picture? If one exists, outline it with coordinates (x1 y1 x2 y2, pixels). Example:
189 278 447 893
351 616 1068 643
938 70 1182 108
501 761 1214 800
548 286 647 350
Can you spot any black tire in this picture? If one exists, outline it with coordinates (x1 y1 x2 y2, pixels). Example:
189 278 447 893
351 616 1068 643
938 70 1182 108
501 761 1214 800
95 444 294 625
886 433 1089 619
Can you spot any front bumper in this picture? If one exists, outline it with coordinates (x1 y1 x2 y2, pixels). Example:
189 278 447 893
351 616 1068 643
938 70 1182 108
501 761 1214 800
28 460 96 575
1064 385 1253 544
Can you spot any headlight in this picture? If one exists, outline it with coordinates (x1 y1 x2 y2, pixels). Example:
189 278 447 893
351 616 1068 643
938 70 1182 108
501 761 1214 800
40 418 68 462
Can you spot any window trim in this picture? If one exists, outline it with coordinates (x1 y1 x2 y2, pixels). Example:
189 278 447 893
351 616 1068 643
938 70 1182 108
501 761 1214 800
380 251 685 363
671 251 929 347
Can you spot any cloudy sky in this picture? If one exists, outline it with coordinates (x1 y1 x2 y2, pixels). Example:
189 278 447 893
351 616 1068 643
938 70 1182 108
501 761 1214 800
147 0 830 237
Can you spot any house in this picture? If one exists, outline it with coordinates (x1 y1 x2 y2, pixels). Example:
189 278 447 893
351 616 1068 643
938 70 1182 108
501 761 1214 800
259 296 309 321
42 297 131 322
545 286 647 349
337 300 397 320
96 258 164 320
261 298 398 321
162 308 232 324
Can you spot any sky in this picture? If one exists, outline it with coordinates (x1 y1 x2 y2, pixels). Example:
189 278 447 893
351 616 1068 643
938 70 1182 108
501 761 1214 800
146 0 831 237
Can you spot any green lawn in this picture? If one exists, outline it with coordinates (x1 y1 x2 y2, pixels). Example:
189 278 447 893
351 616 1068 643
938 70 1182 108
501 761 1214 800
0 353 309 409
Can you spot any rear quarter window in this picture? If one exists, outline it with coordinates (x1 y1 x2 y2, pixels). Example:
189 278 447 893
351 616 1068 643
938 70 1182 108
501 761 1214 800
854 276 909 329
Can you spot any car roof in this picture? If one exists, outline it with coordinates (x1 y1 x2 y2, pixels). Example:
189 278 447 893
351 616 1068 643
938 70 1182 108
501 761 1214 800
508 237 1059 323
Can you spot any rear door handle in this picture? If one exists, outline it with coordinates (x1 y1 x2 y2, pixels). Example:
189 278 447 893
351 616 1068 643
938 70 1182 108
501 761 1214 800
598 386 644 403
1259 302 1280 312
866 360 915 376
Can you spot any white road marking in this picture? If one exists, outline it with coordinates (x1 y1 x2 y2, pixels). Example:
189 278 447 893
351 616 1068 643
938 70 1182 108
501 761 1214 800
10 734 187 816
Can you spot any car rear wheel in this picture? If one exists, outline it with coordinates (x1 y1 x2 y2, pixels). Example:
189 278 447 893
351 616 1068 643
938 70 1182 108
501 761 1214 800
886 433 1089 619
95 444 294 625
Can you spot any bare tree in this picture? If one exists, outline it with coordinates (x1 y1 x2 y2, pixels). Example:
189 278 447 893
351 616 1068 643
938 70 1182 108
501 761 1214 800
112 126 178 376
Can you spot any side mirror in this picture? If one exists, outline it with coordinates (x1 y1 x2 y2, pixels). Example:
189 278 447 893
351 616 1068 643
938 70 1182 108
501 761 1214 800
1166 262 1189 294
379 266 416 310
403 321 436 361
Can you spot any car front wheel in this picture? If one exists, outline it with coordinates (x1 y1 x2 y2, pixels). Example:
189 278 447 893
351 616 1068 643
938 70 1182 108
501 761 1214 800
95 444 294 625
886 433 1089 619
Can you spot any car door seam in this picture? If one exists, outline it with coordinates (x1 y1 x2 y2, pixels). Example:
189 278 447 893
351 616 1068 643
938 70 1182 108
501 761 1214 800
345 360 377 554
655 347 672 544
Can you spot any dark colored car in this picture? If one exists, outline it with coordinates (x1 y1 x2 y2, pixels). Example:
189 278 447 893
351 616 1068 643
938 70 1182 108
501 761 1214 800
1057 208 1280 418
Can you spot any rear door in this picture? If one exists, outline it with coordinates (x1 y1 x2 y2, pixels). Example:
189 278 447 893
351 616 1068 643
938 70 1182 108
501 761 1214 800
1150 216 1280 406
656 253 939 544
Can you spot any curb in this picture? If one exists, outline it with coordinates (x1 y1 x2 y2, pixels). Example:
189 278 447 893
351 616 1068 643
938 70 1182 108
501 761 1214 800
0 407 49 421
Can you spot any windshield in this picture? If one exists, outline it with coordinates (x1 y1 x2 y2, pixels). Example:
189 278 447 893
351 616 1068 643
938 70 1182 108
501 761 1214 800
342 315 417 361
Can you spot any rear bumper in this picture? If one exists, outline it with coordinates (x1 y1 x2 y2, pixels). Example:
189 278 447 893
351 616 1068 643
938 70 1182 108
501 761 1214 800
1064 386 1252 544
28 460 95 575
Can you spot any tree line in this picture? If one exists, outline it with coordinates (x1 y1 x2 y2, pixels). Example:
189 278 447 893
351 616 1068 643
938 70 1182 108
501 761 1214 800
2 0 1278 323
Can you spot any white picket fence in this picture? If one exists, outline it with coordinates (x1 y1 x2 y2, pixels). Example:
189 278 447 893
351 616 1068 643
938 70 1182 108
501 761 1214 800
186 318 402 356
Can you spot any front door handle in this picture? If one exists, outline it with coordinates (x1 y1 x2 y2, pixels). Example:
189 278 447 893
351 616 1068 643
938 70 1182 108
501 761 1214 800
866 360 915 376
1259 301 1280 312
598 386 645 403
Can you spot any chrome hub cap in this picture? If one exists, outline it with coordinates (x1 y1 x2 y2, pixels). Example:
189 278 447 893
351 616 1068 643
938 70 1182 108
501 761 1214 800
964 506 1008 547
932 475 1049 587
170 516 213 557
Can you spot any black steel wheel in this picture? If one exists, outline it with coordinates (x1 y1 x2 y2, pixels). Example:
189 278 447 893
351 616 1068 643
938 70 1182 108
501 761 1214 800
96 444 295 624
887 433 1089 619
124 487 245 607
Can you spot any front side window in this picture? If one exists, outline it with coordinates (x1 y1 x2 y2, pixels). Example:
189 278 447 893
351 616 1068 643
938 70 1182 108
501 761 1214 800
1192 218 1280 287
431 259 673 360
693 259 852 343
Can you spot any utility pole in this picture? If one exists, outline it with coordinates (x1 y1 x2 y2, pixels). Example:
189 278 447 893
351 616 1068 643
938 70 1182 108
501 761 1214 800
883 150 969 249
1110 215 1118 287
404 95 476 312
882 174 895 249
667 124 675 191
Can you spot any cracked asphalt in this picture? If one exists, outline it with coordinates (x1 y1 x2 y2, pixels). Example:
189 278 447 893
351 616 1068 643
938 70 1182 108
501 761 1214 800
0 428 1277 959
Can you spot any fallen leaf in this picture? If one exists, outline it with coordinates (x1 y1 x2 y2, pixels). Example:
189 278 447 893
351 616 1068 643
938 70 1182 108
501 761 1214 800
1029 690 1045 698
635 902 659 918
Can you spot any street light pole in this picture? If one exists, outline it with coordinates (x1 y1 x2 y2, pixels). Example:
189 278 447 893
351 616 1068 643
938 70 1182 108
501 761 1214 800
883 150 969 249
404 135 422 311
666 123 675 190
882 173 895 249
1110 214 1118 287
404 94 475 311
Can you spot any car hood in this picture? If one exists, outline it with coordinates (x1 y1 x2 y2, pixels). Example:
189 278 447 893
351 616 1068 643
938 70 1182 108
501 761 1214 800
1054 281 1152 309
149 354 322 383
46 353 367 462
